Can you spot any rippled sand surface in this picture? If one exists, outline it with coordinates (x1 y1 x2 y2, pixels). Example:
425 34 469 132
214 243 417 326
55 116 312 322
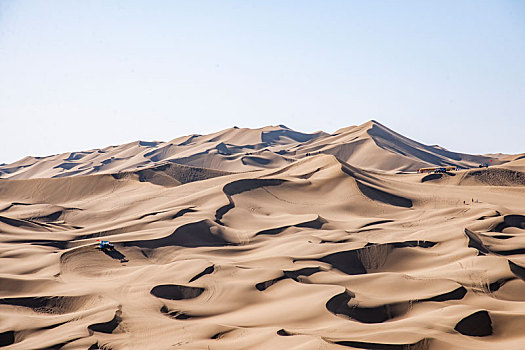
1 153 525 349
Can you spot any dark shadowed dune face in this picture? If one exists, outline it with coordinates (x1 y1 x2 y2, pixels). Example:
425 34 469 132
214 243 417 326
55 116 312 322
256 267 322 291
241 155 272 166
326 291 413 324
454 311 492 337
334 339 429 349
421 286 467 302
150 285 204 300
326 285 466 324
421 173 443 182
160 305 193 320
124 220 231 248
355 180 413 208
222 178 287 196
88 310 122 334
508 261 525 282
0 296 91 314
189 265 214 283
0 331 15 347
256 276 286 291
317 241 435 275
320 249 367 275
276 328 293 336
465 220 525 256
492 215 525 232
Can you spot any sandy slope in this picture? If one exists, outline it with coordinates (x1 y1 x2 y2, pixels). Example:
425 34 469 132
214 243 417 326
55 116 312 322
495 154 525 171
1 153 525 349
0 121 506 180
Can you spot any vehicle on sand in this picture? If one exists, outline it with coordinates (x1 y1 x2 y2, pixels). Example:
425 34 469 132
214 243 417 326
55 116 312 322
96 240 114 250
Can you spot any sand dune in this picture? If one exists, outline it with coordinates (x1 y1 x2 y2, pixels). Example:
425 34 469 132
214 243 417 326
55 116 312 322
1 123 524 349
0 125 322 179
0 121 510 180
494 153 525 172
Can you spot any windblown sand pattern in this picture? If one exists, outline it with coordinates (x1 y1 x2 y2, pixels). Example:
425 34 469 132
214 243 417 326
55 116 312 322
0 122 524 349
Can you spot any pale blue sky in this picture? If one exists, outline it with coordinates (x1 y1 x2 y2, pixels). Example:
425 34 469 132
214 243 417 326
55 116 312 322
1 1 524 163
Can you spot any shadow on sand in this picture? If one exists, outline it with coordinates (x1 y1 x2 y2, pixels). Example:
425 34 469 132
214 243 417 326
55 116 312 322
101 247 128 263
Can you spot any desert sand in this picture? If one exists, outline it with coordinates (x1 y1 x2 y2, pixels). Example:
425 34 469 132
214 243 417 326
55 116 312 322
0 121 524 350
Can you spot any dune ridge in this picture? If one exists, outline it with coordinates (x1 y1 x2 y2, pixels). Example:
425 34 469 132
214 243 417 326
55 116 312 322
1 121 515 180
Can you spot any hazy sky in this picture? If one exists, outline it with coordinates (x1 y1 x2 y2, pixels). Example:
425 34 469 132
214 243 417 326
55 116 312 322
1 1 524 163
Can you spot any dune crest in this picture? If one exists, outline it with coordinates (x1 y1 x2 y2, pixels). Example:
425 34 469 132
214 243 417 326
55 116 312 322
1 121 516 180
